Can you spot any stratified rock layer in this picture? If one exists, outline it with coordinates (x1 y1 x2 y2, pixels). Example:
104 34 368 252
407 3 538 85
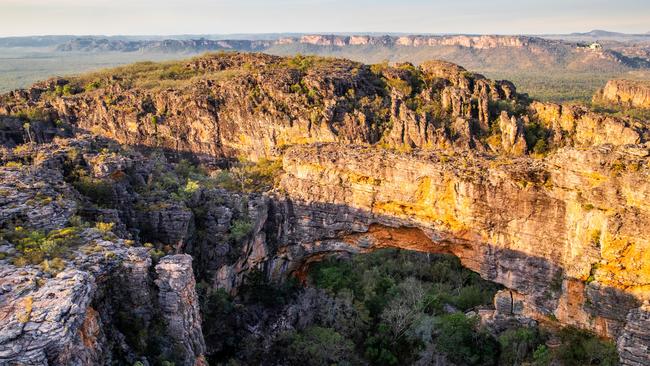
1 54 650 365
595 80 650 109
155 255 206 366
270 143 650 364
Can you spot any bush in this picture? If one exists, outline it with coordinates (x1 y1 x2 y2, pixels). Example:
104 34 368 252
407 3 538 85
4 226 81 266
73 175 114 206
533 344 552 366
286 54 316 72
499 327 545 365
281 326 358 366
364 324 400 365
524 120 550 155
172 178 201 201
228 158 283 193
434 314 499 366
557 327 619 366
85 80 102 91
310 259 360 295
449 285 490 311
95 221 115 233
228 218 253 242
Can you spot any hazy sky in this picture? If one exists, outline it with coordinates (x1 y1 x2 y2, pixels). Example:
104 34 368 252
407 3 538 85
1 0 649 36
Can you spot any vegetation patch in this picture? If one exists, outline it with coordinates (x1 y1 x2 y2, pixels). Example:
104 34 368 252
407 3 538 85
1 225 82 267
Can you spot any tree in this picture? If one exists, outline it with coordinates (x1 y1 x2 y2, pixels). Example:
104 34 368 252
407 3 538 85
499 328 544 366
434 314 499 366
381 277 427 340
23 123 33 144
283 326 359 366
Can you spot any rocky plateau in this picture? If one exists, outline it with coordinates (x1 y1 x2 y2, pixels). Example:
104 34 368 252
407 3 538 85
0 52 649 365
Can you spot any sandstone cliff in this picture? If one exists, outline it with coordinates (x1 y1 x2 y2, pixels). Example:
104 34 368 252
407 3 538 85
54 34 650 74
595 79 650 109
1 53 650 365
0 140 206 365
1 53 646 162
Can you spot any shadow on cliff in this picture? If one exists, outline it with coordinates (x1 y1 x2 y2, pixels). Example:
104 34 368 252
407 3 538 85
1 125 641 345
267 198 642 341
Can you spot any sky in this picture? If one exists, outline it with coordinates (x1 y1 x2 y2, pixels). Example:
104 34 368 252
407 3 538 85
1 0 649 37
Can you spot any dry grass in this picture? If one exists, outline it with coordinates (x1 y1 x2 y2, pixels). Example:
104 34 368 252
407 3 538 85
67 54 243 92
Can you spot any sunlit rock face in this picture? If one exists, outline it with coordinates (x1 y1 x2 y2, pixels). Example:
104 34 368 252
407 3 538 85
0 53 540 162
595 80 650 109
266 143 649 361
1 53 650 365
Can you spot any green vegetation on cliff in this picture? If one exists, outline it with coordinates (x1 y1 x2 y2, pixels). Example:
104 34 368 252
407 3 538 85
197 249 620 366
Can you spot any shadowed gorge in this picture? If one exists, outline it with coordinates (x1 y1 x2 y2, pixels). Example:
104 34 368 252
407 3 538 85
0 52 649 365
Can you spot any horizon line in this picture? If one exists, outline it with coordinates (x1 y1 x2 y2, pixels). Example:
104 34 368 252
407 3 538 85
2 29 650 39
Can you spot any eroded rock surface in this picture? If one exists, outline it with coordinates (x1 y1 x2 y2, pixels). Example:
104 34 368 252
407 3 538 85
273 142 650 342
1 53 650 365
595 80 650 109
155 255 206 366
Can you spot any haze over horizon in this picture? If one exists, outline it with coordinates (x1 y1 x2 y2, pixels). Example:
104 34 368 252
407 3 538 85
1 0 649 37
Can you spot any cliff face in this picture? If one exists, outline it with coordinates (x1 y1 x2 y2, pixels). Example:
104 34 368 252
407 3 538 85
595 80 650 109
1 53 650 365
1 53 645 162
530 100 646 146
0 142 206 366
266 143 650 365
276 144 650 330
53 34 650 74
0 54 525 160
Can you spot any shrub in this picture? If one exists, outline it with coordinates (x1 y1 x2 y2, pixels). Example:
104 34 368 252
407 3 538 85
4 226 81 266
524 120 550 155
40 257 66 275
84 80 102 91
73 175 114 206
95 222 115 233
286 54 315 72
281 326 358 366
557 326 619 366
434 314 499 366
228 218 253 242
532 344 552 366
228 158 283 193
173 178 201 201
4 161 23 168
499 327 545 365
449 285 491 311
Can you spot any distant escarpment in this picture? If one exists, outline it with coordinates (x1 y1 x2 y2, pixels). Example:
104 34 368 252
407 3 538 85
55 34 650 72
595 79 650 109
1 53 650 365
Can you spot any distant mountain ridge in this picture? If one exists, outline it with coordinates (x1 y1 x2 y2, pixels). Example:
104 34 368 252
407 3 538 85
51 34 650 72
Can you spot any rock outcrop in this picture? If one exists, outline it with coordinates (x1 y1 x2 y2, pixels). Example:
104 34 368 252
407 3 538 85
617 303 650 366
498 111 527 155
0 141 207 366
271 142 649 355
2 53 647 162
155 255 206 366
595 80 650 109
0 268 99 365
1 53 650 365
530 100 646 146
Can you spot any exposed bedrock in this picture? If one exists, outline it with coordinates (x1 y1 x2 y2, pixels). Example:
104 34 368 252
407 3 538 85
211 142 650 365
595 80 650 110
1 53 650 364
0 246 206 366
0 151 206 365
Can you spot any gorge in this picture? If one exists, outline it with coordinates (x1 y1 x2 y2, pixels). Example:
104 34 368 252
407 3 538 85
0 52 649 365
